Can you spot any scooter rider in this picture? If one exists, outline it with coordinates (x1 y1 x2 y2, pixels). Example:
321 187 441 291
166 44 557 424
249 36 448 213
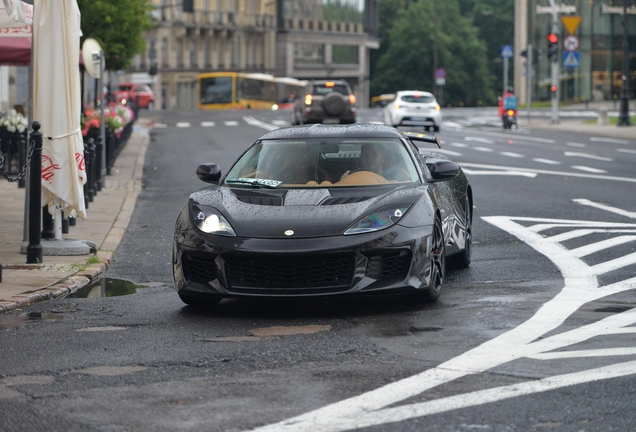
498 86 518 129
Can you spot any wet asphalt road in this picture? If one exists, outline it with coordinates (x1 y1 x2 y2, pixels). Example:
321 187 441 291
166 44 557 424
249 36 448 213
1 108 635 431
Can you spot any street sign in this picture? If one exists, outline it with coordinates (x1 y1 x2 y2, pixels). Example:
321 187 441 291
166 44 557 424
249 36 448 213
435 68 446 79
435 78 446 86
563 35 579 52
561 16 582 35
501 45 513 58
563 51 580 68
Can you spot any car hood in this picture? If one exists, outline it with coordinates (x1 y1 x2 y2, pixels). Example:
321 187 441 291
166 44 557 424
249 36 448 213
188 185 427 238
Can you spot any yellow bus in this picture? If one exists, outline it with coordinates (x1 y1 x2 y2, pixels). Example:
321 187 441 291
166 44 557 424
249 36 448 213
198 72 307 110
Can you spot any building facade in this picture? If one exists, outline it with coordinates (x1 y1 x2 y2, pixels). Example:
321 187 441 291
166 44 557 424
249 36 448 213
126 0 379 110
514 0 635 105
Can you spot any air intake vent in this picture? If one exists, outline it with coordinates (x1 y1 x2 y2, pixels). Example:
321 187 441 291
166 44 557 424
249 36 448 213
320 196 372 205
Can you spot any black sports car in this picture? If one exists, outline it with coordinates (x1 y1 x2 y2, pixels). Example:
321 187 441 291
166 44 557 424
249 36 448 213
173 124 472 305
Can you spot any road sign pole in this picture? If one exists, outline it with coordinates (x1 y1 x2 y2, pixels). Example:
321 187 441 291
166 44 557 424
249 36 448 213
503 57 509 93
526 44 533 121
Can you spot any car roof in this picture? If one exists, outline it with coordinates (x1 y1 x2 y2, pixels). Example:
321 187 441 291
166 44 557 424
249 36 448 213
396 90 434 97
257 124 406 140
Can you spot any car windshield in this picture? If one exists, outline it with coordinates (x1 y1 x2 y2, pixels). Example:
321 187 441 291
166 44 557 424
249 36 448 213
400 94 434 103
225 138 420 188
119 85 132 91
313 84 349 96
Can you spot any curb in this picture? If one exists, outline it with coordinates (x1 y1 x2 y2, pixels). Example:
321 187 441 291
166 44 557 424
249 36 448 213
0 124 150 314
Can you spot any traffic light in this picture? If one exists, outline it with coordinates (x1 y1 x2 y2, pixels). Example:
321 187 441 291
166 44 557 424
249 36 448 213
547 33 559 62
148 63 158 76
551 85 558 99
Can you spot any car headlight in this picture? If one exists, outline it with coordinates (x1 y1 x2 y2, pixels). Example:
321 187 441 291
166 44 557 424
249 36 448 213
344 206 410 235
190 204 236 236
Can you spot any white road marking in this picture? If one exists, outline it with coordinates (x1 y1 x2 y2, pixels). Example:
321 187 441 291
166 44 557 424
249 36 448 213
530 347 636 360
564 151 613 161
473 146 494 152
590 137 630 144
250 211 636 432
243 116 279 131
426 148 462 156
461 162 636 183
532 158 561 165
591 251 636 274
547 229 636 243
462 169 536 178
464 137 495 144
224 121 239 126
449 142 468 148
499 152 525 158
272 120 289 126
617 148 636 154
573 198 636 219
153 123 167 128
571 165 607 173
176 122 190 128
468 131 556 143
201 121 215 127
570 236 636 257
566 142 587 148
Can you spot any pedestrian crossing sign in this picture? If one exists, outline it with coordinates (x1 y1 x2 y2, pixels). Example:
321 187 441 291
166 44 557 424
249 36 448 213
501 45 513 58
563 51 580 68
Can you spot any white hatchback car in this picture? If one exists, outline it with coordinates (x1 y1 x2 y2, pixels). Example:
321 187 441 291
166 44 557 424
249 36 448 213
383 91 442 131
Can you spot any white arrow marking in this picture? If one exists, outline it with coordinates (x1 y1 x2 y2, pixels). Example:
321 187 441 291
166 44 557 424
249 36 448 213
565 151 613 161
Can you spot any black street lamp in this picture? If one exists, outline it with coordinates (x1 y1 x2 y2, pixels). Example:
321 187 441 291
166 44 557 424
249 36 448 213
617 0 631 126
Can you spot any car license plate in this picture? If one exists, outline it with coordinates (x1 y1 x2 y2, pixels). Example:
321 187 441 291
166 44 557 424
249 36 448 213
323 118 340 124
411 116 427 121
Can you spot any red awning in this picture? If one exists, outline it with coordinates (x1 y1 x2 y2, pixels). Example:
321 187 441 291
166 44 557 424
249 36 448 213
0 36 30 65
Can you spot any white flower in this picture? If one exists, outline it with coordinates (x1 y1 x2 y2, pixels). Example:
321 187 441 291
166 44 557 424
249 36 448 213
0 109 27 133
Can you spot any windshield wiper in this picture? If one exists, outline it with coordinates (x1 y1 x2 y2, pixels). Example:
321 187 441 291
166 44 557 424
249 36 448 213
225 178 282 188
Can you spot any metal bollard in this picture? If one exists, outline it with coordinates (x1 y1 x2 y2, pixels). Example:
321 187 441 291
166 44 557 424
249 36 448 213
17 135 26 188
26 121 43 264
95 137 103 192
85 138 95 203
598 108 609 125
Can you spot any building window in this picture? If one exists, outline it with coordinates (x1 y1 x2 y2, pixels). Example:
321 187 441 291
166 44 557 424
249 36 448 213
190 40 197 68
294 43 325 66
332 45 358 64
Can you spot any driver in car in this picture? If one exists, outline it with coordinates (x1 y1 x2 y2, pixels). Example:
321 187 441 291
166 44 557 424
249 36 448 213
340 143 385 180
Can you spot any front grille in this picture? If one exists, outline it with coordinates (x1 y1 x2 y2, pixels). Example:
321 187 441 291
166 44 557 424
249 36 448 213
182 254 218 284
224 253 355 292
365 251 411 281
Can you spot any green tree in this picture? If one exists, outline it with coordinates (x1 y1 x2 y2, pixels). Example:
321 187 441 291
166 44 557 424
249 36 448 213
371 0 496 106
77 0 153 71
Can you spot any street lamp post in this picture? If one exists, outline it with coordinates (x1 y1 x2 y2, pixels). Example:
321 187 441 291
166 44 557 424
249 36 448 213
617 0 631 127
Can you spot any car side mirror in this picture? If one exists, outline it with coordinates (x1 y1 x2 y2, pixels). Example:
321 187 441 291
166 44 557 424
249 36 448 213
196 163 222 184
427 159 460 181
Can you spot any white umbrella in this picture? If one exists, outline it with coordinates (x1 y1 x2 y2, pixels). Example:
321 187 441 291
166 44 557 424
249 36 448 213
33 0 86 220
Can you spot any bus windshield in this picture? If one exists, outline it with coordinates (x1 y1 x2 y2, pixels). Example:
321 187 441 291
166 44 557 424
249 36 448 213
200 77 233 104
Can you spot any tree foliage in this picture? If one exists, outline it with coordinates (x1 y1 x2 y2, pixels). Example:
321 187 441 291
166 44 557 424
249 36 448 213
370 0 496 106
77 0 153 71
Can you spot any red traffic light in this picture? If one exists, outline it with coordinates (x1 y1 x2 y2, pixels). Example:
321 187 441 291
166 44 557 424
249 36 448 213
551 85 557 92
547 33 558 44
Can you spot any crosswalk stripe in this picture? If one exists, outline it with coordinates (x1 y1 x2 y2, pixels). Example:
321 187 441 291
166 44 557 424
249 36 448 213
201 121 215 127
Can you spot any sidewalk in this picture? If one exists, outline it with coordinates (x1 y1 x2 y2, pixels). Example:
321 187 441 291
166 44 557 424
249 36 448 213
0 119 151 313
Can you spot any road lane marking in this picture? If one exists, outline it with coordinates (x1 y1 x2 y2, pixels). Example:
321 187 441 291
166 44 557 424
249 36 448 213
462 169 536 177
473 147 494 152
464 137 495 144
224 121 239 126
244 116 279 131
570 235 636 257
564 152 613 161
461 162 636 183
272 120 289 126
467 131 556 143
617 148 636 154
449 142 468 148
250 211 636 432
571 165 607 173
590 137 630 144
533 158 561 165
499 152 524 158
153 123 167 128
201 121 215 127
176 122 190 128
573 198 636 219
567 142 587 148
424 148 462 156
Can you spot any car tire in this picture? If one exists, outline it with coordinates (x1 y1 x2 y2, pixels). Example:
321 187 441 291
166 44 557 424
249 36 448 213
412 216 445 302
449 196 472 269
433 125 440 132
323 92 346 116
178 293 222 307
147 101 154 111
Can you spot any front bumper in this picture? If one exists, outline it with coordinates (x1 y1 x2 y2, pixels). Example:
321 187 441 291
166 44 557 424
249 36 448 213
173 223 434 299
